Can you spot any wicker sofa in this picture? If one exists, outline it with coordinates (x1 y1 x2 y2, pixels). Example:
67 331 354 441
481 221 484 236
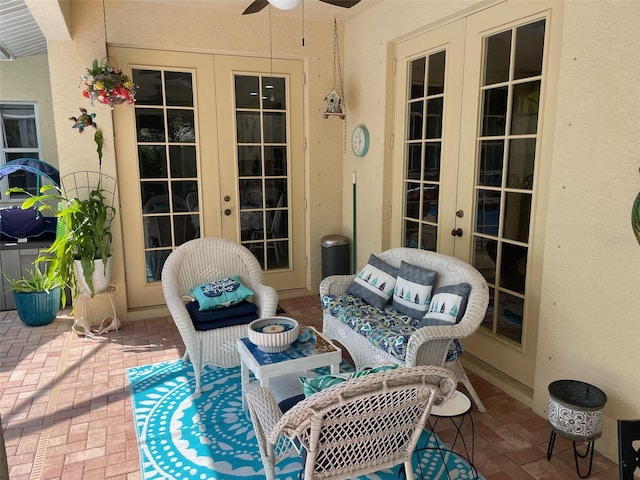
319 247 489 412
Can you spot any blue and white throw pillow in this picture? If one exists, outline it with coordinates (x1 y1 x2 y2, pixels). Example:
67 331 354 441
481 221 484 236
190 275 254 311
392 261 438 319
346 254 399 310
299 364 398 397
419 283 471 327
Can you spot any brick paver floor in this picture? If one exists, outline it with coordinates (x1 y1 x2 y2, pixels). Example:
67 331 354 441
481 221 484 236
0 295 619 479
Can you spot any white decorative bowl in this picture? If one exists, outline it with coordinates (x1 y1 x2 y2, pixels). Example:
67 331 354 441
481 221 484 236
248 317 299 353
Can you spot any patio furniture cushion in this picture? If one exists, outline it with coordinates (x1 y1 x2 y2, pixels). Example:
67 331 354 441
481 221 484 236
320 293 462 363
346 254 398 310
298 364 398 397
392 261 438 318
190 275 254 311
420 282 471 327
185 299 258 331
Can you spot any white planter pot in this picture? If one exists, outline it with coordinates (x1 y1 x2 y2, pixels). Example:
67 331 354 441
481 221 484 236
74 257 113 295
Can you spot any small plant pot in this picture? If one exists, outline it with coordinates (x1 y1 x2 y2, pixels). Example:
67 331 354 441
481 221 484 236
74 257 113 295
14 288 62 327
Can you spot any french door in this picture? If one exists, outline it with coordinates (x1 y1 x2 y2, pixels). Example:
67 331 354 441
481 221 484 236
392 2 560 387
112 48 305 308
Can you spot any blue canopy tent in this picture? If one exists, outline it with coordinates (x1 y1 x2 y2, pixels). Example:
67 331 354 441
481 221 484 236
0 158 60 240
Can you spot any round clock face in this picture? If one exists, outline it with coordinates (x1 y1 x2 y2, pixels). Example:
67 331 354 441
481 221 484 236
351 125 370 157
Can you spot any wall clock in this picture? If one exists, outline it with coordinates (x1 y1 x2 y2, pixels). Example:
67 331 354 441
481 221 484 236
351 124 370 157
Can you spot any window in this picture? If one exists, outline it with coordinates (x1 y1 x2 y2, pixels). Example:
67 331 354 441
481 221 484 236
0 103 42 200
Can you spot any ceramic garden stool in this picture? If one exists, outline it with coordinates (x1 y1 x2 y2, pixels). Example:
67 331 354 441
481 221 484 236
546 379 607 478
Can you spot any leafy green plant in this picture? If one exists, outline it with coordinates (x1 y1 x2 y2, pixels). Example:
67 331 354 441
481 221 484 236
3 264 63 294
10 184 115 298
7 129 115 298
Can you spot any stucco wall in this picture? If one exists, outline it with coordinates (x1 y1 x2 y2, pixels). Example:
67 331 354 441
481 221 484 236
0 55 58 170
532 0 640 460
43 0 345 314
342 0 640 462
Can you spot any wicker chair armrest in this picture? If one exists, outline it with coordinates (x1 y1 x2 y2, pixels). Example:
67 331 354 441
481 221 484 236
245 387 286 444
251 284 278 317
319 274 355 296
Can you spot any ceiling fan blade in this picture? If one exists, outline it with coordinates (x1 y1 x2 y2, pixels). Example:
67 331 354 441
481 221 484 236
318 0 362 8
243 0 269 15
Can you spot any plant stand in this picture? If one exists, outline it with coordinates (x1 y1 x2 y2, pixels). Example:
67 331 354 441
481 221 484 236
73 286 119 336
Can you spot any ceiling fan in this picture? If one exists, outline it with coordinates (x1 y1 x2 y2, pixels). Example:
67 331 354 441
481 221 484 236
243 0 362 15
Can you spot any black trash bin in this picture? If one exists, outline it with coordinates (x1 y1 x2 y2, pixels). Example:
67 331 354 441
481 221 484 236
321 235 350 278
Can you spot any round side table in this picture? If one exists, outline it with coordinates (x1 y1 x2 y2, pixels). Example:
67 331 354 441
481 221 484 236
416 390 478 480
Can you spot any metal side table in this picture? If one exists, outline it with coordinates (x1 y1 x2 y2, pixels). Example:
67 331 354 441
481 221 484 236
416 390 477 480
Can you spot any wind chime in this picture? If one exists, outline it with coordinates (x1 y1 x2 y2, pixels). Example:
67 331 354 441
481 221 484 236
323 17 346 120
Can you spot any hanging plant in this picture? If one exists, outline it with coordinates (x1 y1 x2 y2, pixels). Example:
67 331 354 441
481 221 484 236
81 58 137 108
632 192 640 246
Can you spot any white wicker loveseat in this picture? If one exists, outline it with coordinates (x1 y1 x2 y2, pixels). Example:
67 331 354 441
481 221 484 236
320 247 489 412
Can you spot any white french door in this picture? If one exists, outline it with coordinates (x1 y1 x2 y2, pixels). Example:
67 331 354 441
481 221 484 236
392 1 560 387
112 48 305 308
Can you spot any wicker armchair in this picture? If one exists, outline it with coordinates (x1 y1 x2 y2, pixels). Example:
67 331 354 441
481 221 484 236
162 237 278 392
246 365 457 480
320 247 489 412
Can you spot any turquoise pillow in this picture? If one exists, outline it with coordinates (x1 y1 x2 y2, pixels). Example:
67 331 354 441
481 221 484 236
190 276 254 311
299 364 398 397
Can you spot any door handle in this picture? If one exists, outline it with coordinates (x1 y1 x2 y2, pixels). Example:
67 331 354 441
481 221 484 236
224 209 231 216
451 228 463 237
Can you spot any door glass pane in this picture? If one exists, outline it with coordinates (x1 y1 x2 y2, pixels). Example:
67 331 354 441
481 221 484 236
402 50 446 252
135 109 165 142
473 18 545 346
510 81 540 135
264 146 287 176
481 87 508 136
165 72 194 107
424 143 441 181
478 140 504 187
408 101 423 140
138 146 167 178
507 139 536 190
514 20 545 80
167 110 195 142
427 51 445 95
483 30 511 85
236 74 291 271
235 75 261 109
132 68 201 283
425 98 443 139
133 69 162 105
503 192 531 242
263 77 286 109
409 57 425 99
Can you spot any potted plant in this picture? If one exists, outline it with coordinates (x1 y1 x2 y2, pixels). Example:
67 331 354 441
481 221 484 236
8 130 116 299
3 264 63 326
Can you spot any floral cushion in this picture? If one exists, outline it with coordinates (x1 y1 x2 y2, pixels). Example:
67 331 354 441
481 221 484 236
321 294 463 362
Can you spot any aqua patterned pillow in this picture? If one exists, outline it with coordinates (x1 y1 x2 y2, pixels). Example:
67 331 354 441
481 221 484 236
346 254 399 310
190 275 254 311
392 261 438 319
299 364 398 397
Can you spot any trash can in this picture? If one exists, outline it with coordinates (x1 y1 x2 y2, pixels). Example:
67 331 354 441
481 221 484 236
321 235 350 278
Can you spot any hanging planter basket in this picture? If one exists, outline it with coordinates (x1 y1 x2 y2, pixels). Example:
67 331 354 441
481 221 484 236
80 58 137 108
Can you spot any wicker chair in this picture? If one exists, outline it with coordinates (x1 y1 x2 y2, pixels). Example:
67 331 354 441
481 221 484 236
320 247 489 412
162 237 278 392
246 365 457 480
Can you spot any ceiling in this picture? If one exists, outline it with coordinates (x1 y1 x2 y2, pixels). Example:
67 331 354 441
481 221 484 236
0 0 46 59
0 0 376 60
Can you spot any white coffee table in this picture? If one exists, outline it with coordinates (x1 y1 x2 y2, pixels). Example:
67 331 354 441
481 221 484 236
237 326 342 408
